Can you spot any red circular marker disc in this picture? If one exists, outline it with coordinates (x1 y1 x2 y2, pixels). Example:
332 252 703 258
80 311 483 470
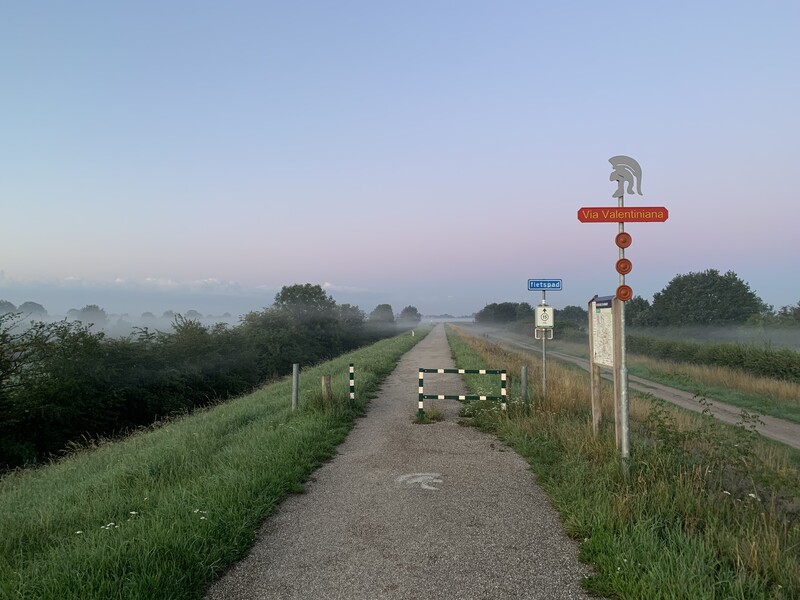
616 284 633 302
615 232 633 249
615 258 633 275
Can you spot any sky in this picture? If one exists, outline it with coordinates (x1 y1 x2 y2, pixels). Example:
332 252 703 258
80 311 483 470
1 1 798 319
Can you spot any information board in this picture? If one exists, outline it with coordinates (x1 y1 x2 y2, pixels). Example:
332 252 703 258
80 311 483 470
591 301 614 367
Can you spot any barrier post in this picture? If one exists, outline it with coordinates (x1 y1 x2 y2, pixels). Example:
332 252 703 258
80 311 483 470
418 369 425 421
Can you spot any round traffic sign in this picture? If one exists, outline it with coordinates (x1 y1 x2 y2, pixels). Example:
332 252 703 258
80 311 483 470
615 258 633 275
616 284 633 301
615 232 632 249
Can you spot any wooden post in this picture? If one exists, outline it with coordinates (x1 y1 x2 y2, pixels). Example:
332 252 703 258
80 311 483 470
520 365 528 407
587 300 601 435
591 366 602 434
292 363 300 411
322 375 332 406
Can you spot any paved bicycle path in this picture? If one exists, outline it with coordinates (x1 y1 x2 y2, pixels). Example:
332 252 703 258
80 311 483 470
206 324 593 599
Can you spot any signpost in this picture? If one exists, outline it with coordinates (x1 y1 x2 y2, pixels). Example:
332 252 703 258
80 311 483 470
528 279 562 291
528 279 560 401
578 156 669 465
577 207 669 223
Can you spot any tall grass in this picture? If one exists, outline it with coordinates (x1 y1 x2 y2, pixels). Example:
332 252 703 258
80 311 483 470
0 329 428 600
525 335 800 424
448 326 800 599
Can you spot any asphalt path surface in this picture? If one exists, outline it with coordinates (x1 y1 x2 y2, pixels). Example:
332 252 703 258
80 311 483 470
477 328 800 451
206 325 594 600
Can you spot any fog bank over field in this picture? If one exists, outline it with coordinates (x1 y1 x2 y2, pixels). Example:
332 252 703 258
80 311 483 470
0 280 274 320
0 279 464 338
0 276 482 325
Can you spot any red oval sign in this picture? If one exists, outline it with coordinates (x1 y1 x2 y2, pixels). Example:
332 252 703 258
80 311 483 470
615 232 632 249
616 258 633 275
616 284 633 301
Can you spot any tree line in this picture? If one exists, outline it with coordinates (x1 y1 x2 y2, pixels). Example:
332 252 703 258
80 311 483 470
0 284 422 471
475 269 800 329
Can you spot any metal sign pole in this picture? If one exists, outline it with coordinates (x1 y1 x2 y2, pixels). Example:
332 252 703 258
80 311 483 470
619 198 630 462
529 279 560 404
541 291 547 401
578 155 668 466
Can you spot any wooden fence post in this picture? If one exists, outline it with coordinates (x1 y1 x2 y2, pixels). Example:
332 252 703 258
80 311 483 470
322 375 332 406
292 363 300 411
521 365 528 407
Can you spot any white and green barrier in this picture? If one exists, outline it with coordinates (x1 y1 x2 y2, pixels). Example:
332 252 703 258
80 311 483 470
417 368 507 420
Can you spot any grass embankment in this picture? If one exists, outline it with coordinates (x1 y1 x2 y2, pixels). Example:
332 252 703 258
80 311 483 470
448 326 800 599
0 328 429 600
509 333 800 425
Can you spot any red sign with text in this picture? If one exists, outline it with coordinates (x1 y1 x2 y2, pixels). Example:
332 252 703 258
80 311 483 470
577 206 669 223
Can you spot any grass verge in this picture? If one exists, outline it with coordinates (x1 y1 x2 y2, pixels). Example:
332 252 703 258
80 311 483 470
0 328 429 600
503 332 800 425
448 326 800 599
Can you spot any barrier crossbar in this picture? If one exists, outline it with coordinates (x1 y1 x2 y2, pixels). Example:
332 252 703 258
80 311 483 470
417 368 507 420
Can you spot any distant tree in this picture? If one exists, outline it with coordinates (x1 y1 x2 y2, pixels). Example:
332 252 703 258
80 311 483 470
368 304 395 325
776 302 800 324
162 310 176 320
0 300 16 314
185 310 203 319
336 303 366 346
625 295 652 327
557 305 588 329
649 269 766 326
271 284 342 360
273 284 337 317
73 304 108 328
515 302 534 320
18 301 47 318
337 303 366 329
475 302 518 324
397 305 422 326
141 312 156 321
753 301 800 327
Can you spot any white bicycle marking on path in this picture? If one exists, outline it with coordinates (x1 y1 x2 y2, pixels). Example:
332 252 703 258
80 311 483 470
395 473 443 491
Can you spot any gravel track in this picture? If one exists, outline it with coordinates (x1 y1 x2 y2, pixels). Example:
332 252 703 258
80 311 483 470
206 324 594 599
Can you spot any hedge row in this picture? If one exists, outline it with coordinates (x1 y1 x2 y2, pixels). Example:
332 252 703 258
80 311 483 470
627 335 800 383
0 312 394 471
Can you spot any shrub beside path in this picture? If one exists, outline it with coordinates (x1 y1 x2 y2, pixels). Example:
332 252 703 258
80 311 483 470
206 324 594 599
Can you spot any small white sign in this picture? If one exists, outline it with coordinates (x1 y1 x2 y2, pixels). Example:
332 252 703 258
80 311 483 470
535 306 553 328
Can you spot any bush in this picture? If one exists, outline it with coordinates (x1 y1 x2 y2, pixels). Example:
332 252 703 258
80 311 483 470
0 296 393 471
627 335 800 382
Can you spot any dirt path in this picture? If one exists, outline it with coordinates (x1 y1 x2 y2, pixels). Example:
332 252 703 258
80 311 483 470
479 329 800 451
206 324 594 599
